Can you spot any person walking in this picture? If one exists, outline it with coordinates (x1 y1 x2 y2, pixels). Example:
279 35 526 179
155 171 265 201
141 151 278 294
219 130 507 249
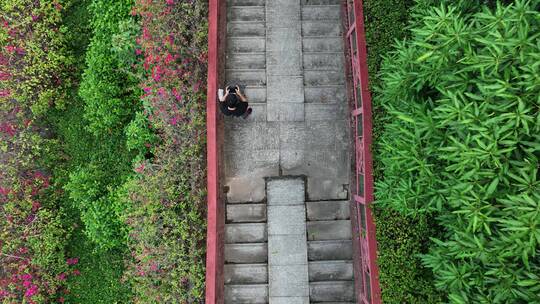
218 85 252 119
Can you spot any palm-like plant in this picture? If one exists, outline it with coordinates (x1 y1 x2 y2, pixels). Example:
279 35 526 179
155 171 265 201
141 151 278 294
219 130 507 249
376 0 540 302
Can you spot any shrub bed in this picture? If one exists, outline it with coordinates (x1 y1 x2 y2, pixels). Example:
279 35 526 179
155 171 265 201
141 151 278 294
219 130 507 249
122 1 208 302
65 0 140 251
0 1 76 302
364 0 443 302
376 0 540 302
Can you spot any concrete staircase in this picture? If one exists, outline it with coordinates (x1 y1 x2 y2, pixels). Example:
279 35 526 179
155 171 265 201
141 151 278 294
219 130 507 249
307 200 355 303
224 0 355 303
224 202 269 303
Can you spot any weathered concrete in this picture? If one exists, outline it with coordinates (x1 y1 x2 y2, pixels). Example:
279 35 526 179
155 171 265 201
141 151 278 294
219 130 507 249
223 0 350 203
267 178 309 302
224 2 354 302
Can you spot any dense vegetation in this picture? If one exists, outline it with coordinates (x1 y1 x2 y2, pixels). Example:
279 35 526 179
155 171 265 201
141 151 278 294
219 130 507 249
375 0 540 303
364 0 444 302
0 1 74 302
1 0 208 303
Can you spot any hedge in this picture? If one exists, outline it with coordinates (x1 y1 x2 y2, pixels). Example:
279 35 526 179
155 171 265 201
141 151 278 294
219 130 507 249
122 1 208 302
376 0 540 302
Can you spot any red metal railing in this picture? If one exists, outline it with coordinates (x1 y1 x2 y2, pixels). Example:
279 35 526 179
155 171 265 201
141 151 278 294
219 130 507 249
205 0 225 303
206 0 380 303
344 0 382 303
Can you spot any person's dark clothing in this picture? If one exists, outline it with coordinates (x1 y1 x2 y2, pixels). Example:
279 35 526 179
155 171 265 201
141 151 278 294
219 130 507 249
220 97 249 117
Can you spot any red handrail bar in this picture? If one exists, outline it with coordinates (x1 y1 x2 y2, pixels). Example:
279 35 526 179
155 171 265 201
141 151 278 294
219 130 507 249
205 0 225 303
344 0 381 302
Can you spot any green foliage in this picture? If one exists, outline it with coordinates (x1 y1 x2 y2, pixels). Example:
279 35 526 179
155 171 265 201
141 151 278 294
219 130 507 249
65 165 127 250
123 1 208 302
375 209 443 303
364 0 443 302
0 0 74 116
376 0 540 302
62 0 141 251
79 0 139 135
63 228 132 304
125 111 158 157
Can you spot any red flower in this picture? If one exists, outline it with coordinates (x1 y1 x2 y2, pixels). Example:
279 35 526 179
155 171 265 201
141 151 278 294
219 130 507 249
66 257 79 265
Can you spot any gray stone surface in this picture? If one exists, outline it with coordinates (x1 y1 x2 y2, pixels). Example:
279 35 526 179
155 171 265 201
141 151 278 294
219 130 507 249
304 86 346 103
225 284 268 304
302 21 342 37
228 37 266 53
267 103 305 122
225 243 268 264
225 223 267 243
229 0 265 6
267 179 310 302
303 37 343 52
228 6 265 22
309 281 355 302
306 220 352 241
227 21 266 37
269 265 309 297
303 52 344 70
268 205 306 235
227 203 267 223
223 1 355 301
226 53 266 69
268 234 308 265
267 76 304 102
269 297 309 304
306 200 350 221
225 264 268 284
307 240 353 261
267 178 305 205
308 260 354 281
242 86 267 103
301 5 341 20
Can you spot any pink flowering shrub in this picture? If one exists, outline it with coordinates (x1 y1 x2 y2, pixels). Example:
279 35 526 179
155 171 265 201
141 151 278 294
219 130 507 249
122 0 208 302
0 1 76 302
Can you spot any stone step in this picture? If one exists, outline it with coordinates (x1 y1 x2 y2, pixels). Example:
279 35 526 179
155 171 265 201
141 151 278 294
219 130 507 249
304 70 344 86
227 203 267 223
303 37 343 53
304 86 346 103
307 220 352 241
308 240 353 261
301 0 342 5
228 0 265 6
243 86 266 103
227 37 266 53
309 281 355 302
228 21 266 37
225 284 268 304
307 201 350 221
226 223 267 243
308 260 353 281
225 264 268 284
225 243 268 264
226 69 266 86
228 6 265 22
303 53 344 70
302 5 341 20
302 21 342 37
226 53 266 69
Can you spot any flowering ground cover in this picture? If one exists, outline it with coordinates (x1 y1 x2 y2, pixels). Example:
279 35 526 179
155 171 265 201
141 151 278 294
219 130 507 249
1 0 208 303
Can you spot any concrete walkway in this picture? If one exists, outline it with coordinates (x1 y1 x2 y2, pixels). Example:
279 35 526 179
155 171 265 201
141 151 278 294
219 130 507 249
224 0 350 204
223 0 353 303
